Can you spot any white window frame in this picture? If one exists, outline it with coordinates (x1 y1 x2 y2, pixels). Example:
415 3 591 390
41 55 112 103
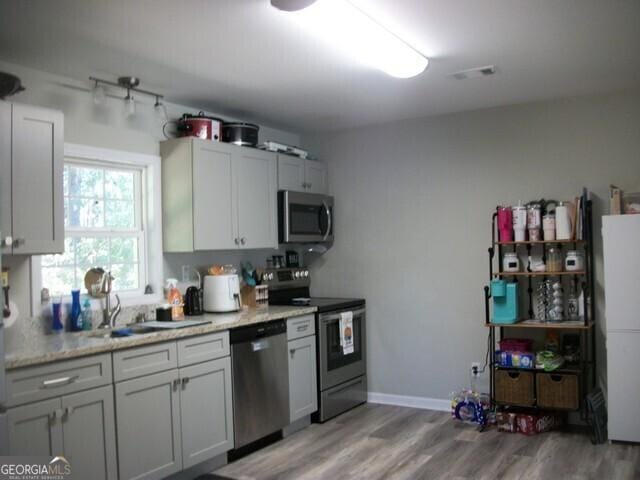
32 143 164 313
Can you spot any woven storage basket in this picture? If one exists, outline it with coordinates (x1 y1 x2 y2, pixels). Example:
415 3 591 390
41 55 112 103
495 370 535 406
537 373 579 410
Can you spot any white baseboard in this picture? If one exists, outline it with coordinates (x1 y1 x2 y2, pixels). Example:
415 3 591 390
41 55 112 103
368 392 450 412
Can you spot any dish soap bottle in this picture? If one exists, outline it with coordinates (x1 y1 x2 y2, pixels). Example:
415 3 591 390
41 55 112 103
70 289 83 331
82 296 93 331
166 279 184 321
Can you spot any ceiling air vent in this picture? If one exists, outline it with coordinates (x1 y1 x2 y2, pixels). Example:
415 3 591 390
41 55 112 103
450 65 497 80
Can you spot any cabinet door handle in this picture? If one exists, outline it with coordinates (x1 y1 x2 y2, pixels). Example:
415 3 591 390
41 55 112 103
234 238 240 245
290 348 296 357
181 377 190 388
240 237 246 245
307 183 312 189
12 237 24 248
65 406 74 418
296 324 308 332
41 376 77 389
173 378 180 390
50 409 64 421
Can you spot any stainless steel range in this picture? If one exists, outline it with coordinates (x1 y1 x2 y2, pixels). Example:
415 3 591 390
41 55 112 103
263 267 366 422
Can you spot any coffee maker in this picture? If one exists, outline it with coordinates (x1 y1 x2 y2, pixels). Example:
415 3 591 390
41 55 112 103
491 279 518 324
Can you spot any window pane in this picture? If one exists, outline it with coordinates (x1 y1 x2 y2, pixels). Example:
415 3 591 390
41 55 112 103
44 161 145 296
75 237 110 267
105 170 134 200
110 237 138 263
111 263 139 291
42 266 77 295
42 238 75 267
63 166 69 196
67 165 103 198
67 198 104 228
105 200 135 228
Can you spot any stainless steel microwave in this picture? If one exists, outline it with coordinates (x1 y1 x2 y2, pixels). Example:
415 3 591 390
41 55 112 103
278 191 334 243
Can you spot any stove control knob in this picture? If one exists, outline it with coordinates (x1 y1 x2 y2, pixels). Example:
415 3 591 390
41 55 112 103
303 270 309 277
294 271 301 279
268 273 274 281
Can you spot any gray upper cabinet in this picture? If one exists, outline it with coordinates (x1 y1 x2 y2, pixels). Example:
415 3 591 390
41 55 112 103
115 369 182 480
304 160 328 194
161 138 277 252
179 357 234 468
192 141 237 250
0 101 64 254
236 148 277 249
61 386 118 480
0 101 11 254
277 155 306 192
288 334 318 422
277 154 328 194
6 397 64 456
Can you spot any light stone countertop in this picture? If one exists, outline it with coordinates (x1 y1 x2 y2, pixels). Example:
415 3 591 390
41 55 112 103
5 305 317 370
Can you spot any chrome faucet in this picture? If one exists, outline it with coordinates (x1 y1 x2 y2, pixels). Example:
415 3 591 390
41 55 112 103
97 271 121 329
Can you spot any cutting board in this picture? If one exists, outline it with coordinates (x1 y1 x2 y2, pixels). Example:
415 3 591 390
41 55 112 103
144 319 211 329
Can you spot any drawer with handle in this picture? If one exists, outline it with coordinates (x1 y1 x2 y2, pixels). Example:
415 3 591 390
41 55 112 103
5 353 112 407
287 314 316 341
113 341 178 382
177 330 229 367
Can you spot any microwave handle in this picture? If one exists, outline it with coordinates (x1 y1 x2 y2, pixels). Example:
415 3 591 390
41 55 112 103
322 201 332 240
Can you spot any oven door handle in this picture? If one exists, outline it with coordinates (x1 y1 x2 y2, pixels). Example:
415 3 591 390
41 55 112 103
320 308 366 323
322 201 332 240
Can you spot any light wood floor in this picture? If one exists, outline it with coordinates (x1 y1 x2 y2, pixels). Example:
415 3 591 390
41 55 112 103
212 403 640 480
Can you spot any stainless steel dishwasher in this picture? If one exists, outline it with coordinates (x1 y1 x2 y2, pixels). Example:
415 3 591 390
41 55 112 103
230 319 289 449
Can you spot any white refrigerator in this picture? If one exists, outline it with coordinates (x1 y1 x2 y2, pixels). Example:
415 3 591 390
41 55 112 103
602 214 640 443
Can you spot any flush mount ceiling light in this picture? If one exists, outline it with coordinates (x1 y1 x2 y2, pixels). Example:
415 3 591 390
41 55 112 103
449 65 497 80
271 0 429 79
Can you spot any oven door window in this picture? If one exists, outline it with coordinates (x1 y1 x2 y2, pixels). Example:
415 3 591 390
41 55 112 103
289 203 328 236
325 315 362 371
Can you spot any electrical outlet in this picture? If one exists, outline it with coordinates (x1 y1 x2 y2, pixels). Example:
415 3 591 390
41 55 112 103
471 362 481 378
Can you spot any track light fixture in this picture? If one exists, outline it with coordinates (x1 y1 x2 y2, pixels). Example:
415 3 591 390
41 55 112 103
89 76 166 119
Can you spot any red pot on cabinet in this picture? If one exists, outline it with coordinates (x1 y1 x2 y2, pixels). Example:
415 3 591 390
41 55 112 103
177 111 223 141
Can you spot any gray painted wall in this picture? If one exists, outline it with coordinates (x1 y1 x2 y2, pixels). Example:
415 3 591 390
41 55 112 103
303 89 640 400
0 60 301 318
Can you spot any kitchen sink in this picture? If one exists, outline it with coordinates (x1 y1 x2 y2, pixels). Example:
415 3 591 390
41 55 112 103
86 324 157 338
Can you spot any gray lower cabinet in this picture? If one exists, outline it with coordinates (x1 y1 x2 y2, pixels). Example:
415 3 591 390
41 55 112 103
7 397 63 456
288 335 318 422
6 386 117 480
180 357 233 468
115 355 234 479
61 386 117 480
115 369 182 480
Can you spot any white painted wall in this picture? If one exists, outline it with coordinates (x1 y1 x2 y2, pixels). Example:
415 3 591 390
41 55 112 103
303 89 640 401
0 60 301 317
